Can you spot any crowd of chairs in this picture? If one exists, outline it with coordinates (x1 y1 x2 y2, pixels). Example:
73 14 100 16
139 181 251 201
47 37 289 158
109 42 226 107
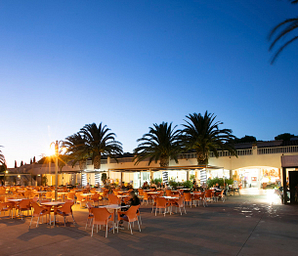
137 188 226 217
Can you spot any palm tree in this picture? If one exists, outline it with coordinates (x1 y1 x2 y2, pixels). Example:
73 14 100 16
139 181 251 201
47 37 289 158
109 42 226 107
181 111 237 165
269 0 298 64
62 133 88 170
133 122 182 167
0 146 5 166
80 123 123 170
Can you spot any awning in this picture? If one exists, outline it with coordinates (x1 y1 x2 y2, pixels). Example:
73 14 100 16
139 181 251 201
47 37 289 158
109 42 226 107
108 164 223 172
281 155 298 168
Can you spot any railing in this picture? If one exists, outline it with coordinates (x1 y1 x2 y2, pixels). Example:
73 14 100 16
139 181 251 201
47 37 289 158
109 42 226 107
209 149 252 157
178 153 196 160
117 157 134 163
258 145 298 155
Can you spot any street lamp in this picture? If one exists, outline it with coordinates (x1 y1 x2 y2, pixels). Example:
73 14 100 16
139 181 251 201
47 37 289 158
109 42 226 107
50 140 59 201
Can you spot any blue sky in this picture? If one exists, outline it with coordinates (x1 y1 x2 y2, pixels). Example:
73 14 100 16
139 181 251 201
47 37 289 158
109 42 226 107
1 0 298 167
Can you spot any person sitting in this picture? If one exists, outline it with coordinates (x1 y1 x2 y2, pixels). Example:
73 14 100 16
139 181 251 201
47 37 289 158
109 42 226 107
85 182 91 192
128 191 140 206
119 191 140 226
121 182 126 190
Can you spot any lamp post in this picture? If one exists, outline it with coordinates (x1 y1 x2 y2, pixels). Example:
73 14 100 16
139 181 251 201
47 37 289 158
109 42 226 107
54 140 59 201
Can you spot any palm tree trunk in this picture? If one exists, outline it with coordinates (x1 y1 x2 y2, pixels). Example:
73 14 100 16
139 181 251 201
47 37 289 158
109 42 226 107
159 156 169 167
79 159 86 170
196 152 208 165
93 155 101 170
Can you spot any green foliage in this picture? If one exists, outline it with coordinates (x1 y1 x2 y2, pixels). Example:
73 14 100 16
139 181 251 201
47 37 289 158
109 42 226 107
274 133 297 141
225 178 234 185
189 174 195 181
80 123 123 169
42 175 48 186
0 163 7 173
101 173 107 183
151 178 162 185
169 179 193 189
133 122 182 167
269 0 298 63
234 135 257 143
181 111 237 164
182 180 193 188
206 177 233 188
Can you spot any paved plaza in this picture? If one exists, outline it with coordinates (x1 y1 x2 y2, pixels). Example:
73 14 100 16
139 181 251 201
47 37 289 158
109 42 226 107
0 189 298 256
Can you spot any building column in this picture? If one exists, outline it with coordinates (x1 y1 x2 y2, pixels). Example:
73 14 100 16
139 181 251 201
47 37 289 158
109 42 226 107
282 167 287 204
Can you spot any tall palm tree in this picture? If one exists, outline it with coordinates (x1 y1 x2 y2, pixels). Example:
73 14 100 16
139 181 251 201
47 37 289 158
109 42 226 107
62 133 88 170
181 111 237 165
80 123 123 170
269 0 298 64
133 122 182 167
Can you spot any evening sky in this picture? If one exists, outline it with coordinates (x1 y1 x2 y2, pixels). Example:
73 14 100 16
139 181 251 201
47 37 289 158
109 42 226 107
1 0 298 167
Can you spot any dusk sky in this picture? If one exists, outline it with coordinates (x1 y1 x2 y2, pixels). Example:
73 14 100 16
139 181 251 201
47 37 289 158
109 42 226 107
1 0 298 168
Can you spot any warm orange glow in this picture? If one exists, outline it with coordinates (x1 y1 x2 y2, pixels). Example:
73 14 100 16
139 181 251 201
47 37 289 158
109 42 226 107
45 144 56 157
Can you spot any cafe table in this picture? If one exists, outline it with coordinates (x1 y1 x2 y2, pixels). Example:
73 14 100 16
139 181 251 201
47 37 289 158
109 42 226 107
162 196 179 214
57 192 69 201
96 204 127 232
6 198 23 218
35 191 47 200
117 195 129 203
40 201 65 226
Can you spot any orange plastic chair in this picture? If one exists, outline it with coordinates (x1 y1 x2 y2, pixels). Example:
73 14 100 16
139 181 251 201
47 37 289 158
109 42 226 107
56 200 75 226
89 193 101 206
174 197 187 215
193 192 205 207
91 207 114 238
217 190 225 202
67 192 75 201
184 193 193 207
108 193 120 205
165 190 172 196
204 190 213 205
85 202 94 230
76 193 86 208
117 205 141 235
155 197 169 216
0 202 13 218
142 192 150 205
16 199 31 219
29 201 51 227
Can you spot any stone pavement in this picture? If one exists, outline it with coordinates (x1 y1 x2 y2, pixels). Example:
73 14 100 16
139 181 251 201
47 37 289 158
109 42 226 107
0 189 298 256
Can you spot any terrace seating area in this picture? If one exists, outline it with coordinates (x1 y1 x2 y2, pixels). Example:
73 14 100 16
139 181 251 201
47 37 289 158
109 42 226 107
0 187 294 256
0 184 231 239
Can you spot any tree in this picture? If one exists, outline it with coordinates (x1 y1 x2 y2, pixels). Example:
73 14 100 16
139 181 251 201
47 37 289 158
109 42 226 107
181 111 237 165
269 0 298 64
133 122 182 167
0 146 5 166
80 123 123 170
234 135 257 143
63 133 88 170
275 133 297 141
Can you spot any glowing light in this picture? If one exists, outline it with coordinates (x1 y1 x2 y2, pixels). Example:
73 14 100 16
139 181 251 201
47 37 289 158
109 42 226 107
267 189 281 205
45 144 56 157
5 170 8 174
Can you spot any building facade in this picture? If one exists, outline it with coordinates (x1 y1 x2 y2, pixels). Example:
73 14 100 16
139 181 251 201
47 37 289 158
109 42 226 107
8 140 298 188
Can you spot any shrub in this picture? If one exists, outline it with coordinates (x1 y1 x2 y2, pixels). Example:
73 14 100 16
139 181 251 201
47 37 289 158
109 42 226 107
207 177 233 188
151 178 162 185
